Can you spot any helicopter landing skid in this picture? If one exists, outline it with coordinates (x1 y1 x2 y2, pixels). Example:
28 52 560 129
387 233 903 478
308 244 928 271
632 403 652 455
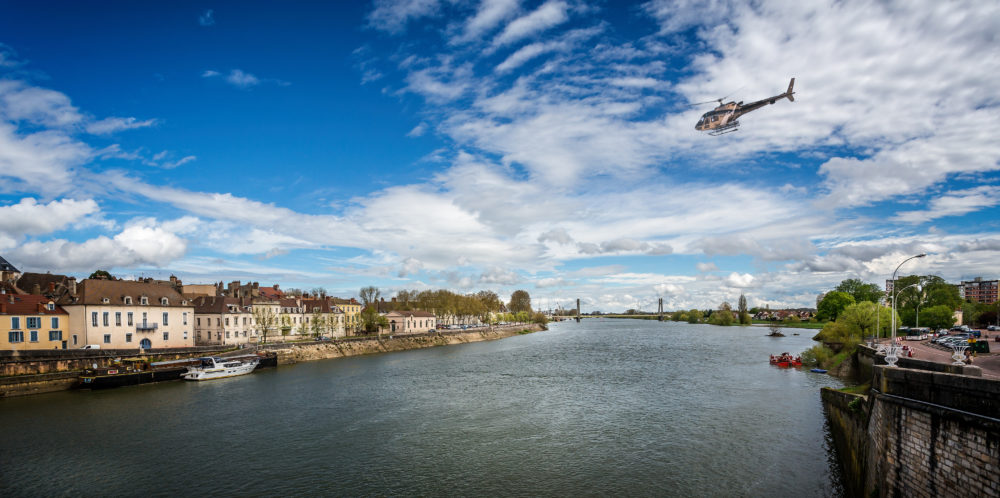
708 121 740 136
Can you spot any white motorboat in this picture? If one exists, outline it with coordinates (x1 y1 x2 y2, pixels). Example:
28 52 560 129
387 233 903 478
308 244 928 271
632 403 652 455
182 356 259 381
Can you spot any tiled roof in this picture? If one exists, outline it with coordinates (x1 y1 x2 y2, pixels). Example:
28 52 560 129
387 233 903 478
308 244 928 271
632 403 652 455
58 279 189 307
386 310 436 318
192 296 249 314
0 294 68 315
0 255 19 273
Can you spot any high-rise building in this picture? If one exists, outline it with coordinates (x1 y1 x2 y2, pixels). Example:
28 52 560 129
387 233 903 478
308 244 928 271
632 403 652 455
960 277 998 304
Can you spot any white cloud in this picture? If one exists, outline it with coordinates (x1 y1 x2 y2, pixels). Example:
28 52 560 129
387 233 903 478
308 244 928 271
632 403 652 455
9 221 187 272
456 0 521 43
493 0 569 47
85 116 158 135
479 267 520 285
696 262 718 272
724 272 755 288
892 186 1000 224
0 198 99 237
226 69 260 88
0 80 82 127
369 0 442 34
199 9 215 26
202 70 221 78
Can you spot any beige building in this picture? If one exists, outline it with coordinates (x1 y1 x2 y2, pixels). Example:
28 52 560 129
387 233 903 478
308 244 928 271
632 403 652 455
192 296 257 346
301 298 346 338
57 279 195 349
382 310 437 335
332 297 362 335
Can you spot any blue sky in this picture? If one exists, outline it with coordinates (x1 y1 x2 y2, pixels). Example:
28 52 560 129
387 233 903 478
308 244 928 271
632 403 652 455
1 0 998 312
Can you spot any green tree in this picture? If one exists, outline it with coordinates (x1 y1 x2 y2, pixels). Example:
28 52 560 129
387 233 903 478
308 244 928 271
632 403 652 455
835 278 883 304
918 305 956 330
686 309 703 324
310 310 325 338
88 269 113 280
508 290 532 313
709 302 733 326
817 291 855 321
737 294 750 325
251 305 277 344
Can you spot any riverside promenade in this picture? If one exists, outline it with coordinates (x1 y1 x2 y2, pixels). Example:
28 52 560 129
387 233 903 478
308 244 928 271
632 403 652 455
875 337 1000 379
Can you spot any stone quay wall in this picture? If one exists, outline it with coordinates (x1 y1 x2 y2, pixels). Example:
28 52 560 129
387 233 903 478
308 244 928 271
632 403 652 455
0 346 232 377
824 364 1000 498
266 325 542 365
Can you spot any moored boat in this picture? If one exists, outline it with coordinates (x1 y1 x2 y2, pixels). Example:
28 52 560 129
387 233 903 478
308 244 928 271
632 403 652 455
769 352 802 368
78 358 193 389
182 356 259 381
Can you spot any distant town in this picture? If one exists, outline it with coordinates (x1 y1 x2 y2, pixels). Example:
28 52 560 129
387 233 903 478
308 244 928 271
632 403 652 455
1 254 997 351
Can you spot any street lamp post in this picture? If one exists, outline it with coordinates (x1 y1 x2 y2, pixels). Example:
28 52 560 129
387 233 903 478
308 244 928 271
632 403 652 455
888 282 921 367
885 253 927 367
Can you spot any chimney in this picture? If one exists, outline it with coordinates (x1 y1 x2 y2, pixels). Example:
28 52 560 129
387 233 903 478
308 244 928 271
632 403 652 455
273 284 279 291
32 283 41 295
49 282 56 293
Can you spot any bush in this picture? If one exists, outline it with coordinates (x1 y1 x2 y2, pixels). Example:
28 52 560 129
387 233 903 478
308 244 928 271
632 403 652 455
800 344 835 367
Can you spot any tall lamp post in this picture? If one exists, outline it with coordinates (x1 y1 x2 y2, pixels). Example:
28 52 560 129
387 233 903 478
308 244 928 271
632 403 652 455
888 282 921 367
885 253 927 367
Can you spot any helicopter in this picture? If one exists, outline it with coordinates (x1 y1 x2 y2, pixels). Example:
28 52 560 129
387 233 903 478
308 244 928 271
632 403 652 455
693 78 795 136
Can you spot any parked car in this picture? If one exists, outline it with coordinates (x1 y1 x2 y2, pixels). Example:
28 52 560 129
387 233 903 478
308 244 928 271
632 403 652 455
81 344 101 349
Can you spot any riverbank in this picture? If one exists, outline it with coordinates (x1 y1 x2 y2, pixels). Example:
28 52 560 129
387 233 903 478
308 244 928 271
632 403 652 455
0 324 543 397
266 324 543 365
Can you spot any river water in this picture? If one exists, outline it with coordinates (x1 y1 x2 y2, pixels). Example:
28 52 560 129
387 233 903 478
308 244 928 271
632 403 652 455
1 319 845 497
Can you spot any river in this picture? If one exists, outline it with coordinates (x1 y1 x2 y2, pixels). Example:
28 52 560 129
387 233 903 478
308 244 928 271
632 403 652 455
0 319 845 496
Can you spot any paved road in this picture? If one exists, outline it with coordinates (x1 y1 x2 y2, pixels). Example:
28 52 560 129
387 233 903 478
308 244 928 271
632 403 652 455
883 337 1000 380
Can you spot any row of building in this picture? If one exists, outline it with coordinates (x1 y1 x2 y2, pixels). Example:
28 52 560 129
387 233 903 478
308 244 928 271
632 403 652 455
885 277 999 305
0 257 437 351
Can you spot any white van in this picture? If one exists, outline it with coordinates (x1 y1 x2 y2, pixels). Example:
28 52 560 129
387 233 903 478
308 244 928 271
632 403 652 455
81 344 101 350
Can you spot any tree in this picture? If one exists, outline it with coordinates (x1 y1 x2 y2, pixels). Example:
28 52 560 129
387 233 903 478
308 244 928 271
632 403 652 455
89 270 113 280
252 305 277 344
919 305 957 330
708 302 734 326
737 294 750 325
817 291 855 321
834 278 883 305
508 290 532 313
686 309 703 324
279 315 292 337
359 286 381 308
310 310 325 338
360 307 388 335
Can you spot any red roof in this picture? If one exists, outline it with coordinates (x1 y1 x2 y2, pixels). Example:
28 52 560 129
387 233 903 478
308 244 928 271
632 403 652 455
259 286 284 299
0 294 68 315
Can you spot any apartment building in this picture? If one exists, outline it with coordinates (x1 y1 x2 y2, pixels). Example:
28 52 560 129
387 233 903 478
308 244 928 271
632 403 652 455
192 296 257 346
960 277 998 304
1 294 70 350
57 279 194 349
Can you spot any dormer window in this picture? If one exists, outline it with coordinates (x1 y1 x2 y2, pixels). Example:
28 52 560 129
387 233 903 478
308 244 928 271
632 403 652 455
124 296 133 305
182 300 188 305
47 303 55 311
140 297 149 305
160 297 169 306
102 297 110 304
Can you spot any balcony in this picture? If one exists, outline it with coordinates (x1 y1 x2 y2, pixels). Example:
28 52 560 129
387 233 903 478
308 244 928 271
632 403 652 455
136 322 158 332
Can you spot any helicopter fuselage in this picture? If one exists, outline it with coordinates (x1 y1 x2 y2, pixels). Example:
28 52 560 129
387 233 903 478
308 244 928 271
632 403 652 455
695 78 795 134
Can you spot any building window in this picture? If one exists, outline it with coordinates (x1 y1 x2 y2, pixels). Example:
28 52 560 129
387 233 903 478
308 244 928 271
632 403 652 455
92 312 98 326
50 330 62 341
125 333 132 343
8 331 24 343
140 297 148 305
51 317 59 328
127 312 133 326
11 317 20 329
183 331 188 340
103 334 111 344
47 303 55 311
197 331 202 340
243 317 247 326
115 312 121 326
226 317 230 326
142 312 147 324
216 318 221 326
72 335 78 345
25 316 39 328
163 332 169 341
163 312 169 326
102 297 110 304
29 331 38 342
161 297 168 306
226 331 231 339
183 312 188 325
124 296 132 305
103 312 109 327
